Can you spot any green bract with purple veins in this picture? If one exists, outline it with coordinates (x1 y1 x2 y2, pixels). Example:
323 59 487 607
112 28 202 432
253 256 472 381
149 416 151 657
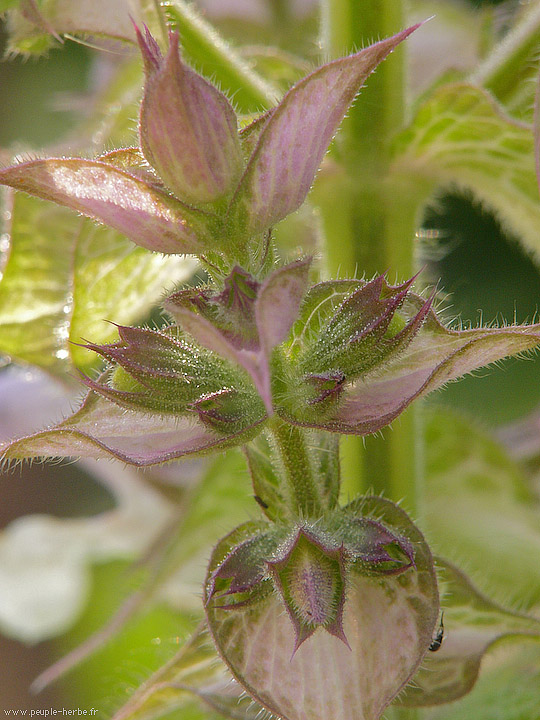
2 13 540 720
207 510 414 654
205 497 438 720
0 23 420 269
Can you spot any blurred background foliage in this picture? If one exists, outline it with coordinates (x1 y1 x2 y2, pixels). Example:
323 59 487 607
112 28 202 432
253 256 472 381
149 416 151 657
2 0 540 716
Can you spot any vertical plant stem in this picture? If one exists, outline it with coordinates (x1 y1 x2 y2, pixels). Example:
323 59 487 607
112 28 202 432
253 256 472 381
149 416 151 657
319 0 411 276
471 2 540 103
320 0 406 180
318 0 424 511
363 405 422 510
165 0 279 113
267 416 324 518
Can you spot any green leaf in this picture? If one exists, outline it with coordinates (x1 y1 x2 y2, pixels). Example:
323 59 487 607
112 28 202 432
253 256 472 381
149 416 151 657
70 226 197 369
399 557 540 707
239 46 310 93
0 191 77 370
6 0 140 53
423 407 540 609
0 0 21 11
84 59 143 150
29 449 255 693
0 191 196 372
52 561 209 720
4 0 167 56
419 642 540 720
110 623 265 720
393 83 540 262
156 448 259 596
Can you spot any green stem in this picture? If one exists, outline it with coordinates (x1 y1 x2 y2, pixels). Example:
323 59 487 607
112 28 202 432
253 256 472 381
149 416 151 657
319 0 410 277
363 406 421 512
471 2 540 104
270 0 291 27
267 417 324 518
166 0 280 113
320 0 406 179
318 0 424 512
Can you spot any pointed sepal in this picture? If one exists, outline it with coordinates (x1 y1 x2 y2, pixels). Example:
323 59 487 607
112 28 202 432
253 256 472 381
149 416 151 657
277 275 540 435
267 529 349 653
81 324 252 416
206 522 284 606
298 274 433 381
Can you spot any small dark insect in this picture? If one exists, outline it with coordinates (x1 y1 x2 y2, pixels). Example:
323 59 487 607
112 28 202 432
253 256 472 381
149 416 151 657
429 612 444 652
254 495 269 509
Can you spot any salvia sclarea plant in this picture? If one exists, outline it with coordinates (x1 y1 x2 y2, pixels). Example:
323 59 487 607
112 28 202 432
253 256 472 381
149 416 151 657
2 1 540 719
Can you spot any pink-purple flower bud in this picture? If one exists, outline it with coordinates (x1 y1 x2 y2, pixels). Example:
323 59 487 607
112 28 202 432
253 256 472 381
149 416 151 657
137 28 244 206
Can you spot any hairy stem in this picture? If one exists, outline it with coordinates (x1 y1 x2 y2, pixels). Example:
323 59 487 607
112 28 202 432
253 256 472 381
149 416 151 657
318 0 424 513
267 416 325 518
471 2 540 105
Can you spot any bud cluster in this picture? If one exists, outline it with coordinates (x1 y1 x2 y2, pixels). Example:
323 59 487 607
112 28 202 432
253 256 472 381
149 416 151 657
82 324 266 434
77 264 432 449
206 502 415 653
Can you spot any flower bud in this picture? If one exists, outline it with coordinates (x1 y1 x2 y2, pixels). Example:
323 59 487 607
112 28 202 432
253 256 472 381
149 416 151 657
81 324 266 429
206 497 439 720
137 28 244 206
298 274 432 381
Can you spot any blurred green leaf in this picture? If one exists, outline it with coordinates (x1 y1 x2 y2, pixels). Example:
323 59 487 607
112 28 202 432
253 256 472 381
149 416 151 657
420 642 540 720
393 83 540 264
3 0 167 55
0 39 91 147
110 622 264 720
35 449 255 704
84 59 143 150
69 221 196 368
7 0 134 52
239 45 310 92
0 0 22 12
0 191 196 372
399 557 540 707
158 449 255 600
52 560 201 718
423 407 540 609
